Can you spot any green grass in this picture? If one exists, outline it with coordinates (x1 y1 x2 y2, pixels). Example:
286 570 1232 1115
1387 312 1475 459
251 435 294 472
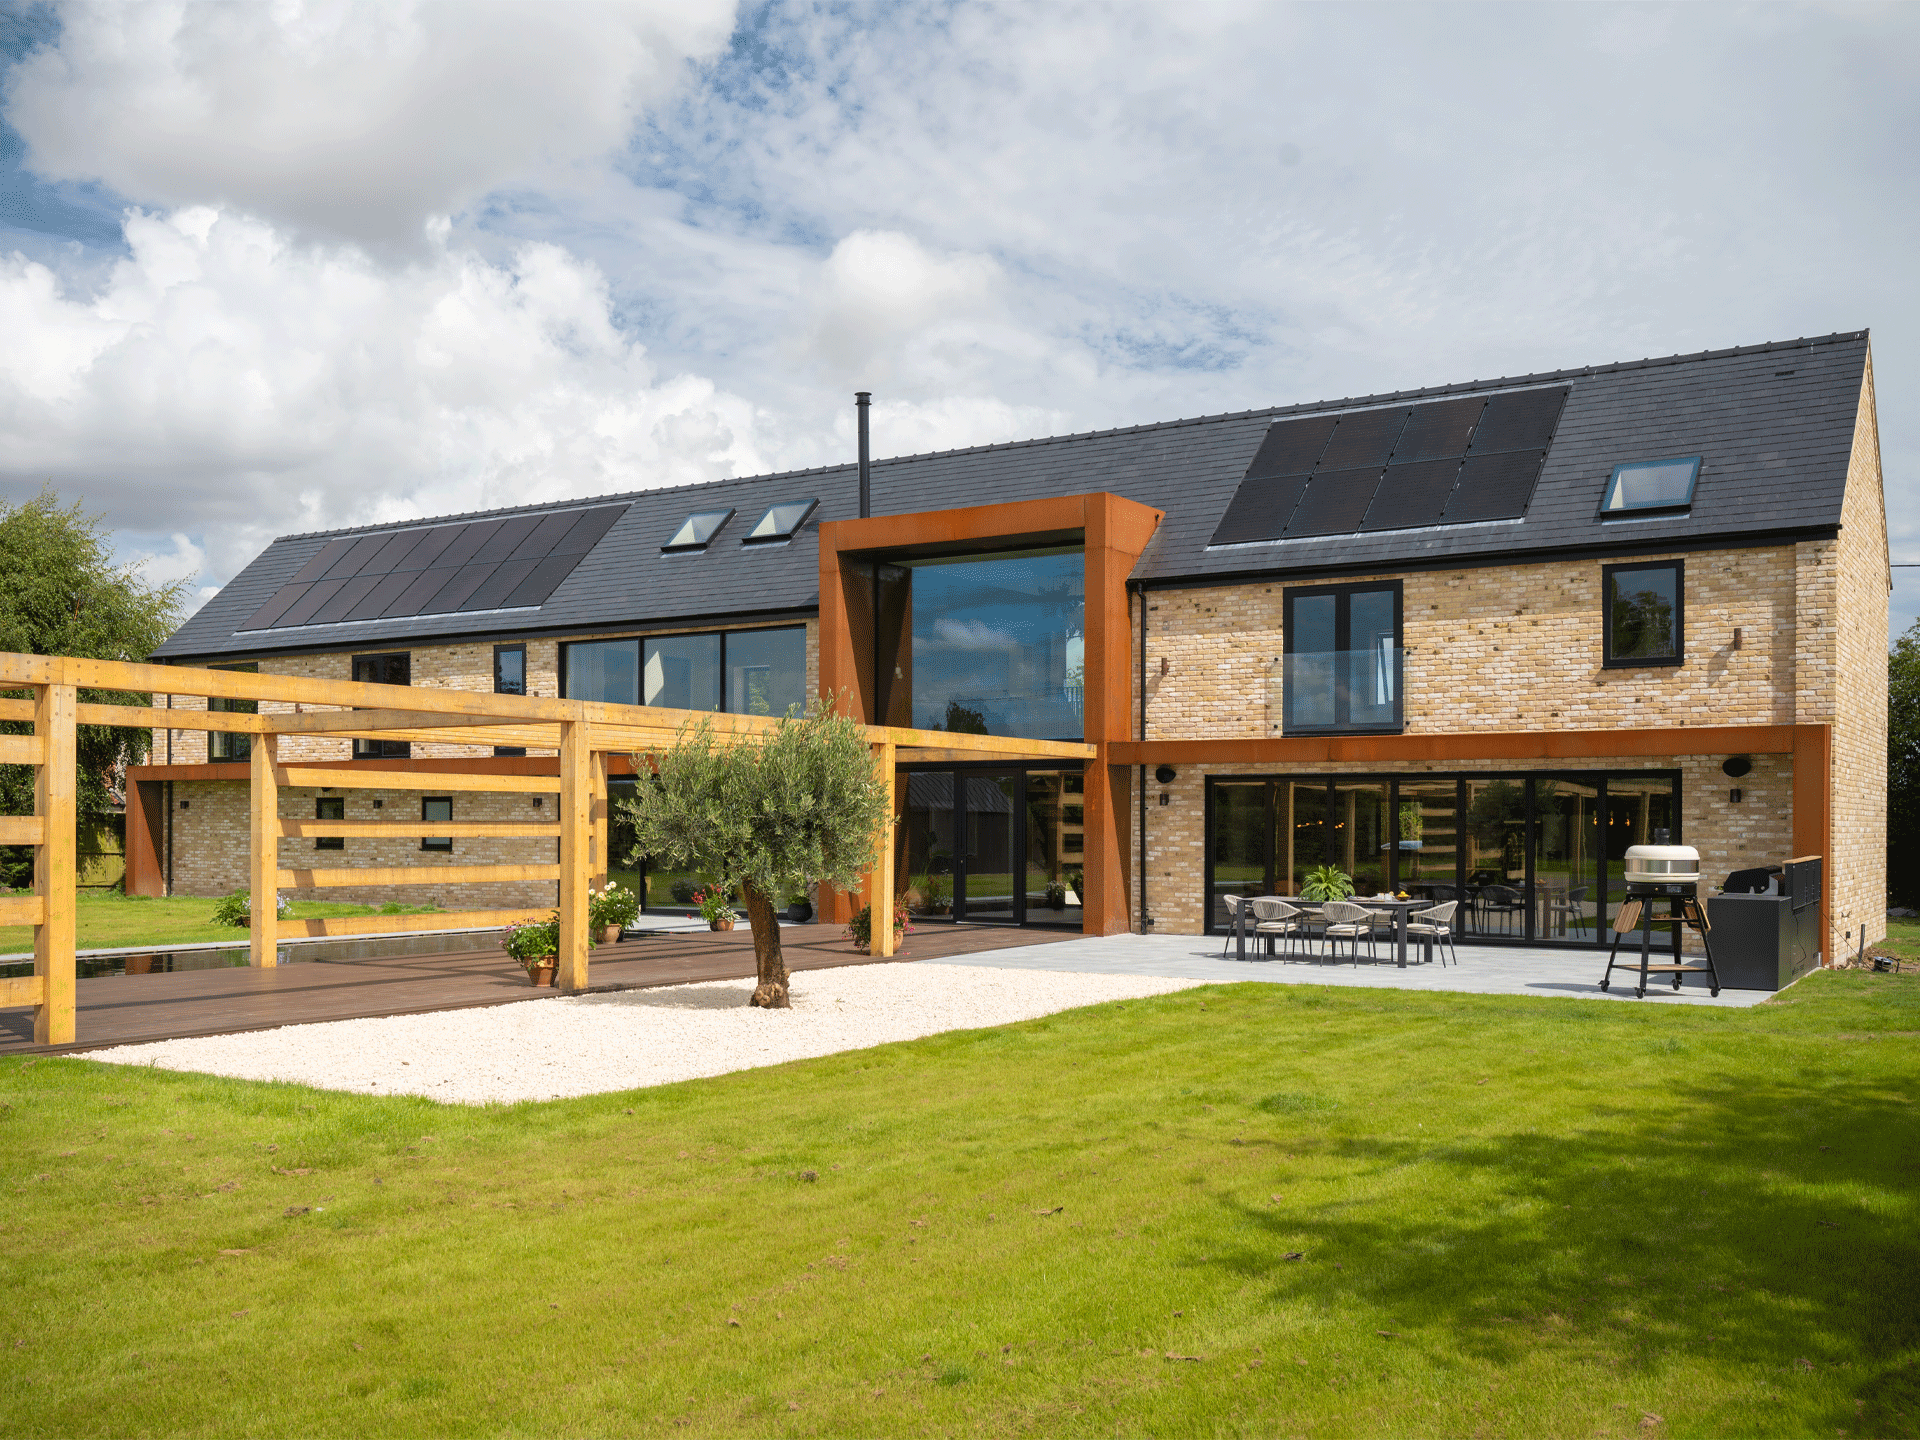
0 892 442 954
1875 917 1920 965
2 972 1917 1437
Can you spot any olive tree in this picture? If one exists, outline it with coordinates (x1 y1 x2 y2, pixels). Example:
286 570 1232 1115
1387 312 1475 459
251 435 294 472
619 699 893 1008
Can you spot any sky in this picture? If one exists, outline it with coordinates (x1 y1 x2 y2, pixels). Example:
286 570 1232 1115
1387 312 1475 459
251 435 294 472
0 0 1915 638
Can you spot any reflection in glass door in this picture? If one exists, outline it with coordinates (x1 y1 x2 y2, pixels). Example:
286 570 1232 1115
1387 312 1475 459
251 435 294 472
902 773 956 921
1023 771 1083 927
1395 782 1458 905
1461 778 1528 939
959 774 1019 923
1332 782 1391 895
1604 778 1678 945
1209 781 1271 928
1286 782 1329 894
1533 778 1599 940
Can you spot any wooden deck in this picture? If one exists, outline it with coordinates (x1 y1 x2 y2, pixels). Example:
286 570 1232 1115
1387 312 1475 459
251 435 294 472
0 924 1075 1056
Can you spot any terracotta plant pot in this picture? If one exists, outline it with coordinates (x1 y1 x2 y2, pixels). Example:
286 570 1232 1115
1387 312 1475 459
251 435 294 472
530 961 557 987
710 918 735 932
601 925 622 944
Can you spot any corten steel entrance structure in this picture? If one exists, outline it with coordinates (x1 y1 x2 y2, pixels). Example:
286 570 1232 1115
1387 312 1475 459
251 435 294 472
0 652 1093 1046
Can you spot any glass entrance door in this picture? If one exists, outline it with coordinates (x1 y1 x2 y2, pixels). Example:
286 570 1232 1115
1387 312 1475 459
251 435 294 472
958 773 1020 923
903 767 1081 929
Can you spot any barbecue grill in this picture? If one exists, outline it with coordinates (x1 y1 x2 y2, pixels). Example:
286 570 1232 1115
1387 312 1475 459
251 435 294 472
1599 830 1722 997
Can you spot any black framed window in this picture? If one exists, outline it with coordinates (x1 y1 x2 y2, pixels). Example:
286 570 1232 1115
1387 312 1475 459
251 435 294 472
421 797 452 852
493 643 527 756
1281 580 1402 734
352 652 411 758
1602 561 1683 667
314 796 344 851
562 628 805 717
208 662 257 762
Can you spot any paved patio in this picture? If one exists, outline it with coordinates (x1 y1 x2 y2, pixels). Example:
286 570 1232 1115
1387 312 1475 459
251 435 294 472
923 932 1777 1006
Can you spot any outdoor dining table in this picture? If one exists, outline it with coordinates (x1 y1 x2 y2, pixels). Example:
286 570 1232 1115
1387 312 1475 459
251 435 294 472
1235 896 1432 968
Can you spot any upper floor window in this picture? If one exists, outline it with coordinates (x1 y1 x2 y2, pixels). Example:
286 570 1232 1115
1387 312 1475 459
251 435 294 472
351 651 411 758
1601 456 1700 516
1282 581 1403 734
493 643 527 757
562 627 806 718
314 796 345 851
208 662 257 762
1603 561 1683 667
421 797 453 852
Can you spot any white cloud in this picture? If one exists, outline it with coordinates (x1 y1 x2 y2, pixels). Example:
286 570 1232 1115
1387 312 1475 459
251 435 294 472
932 618 1015 651
4 0 736 250
0 205 770 578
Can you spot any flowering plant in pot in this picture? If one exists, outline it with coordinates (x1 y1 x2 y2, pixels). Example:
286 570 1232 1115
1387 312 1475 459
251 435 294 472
501 917 560 985
693 882 739 930
845 902 911 954
589 881 640 943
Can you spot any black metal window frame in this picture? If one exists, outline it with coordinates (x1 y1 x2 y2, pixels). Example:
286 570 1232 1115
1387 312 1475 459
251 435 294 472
492 642 528 757
558 626 806 713
351 651 412 758
1201 768 1682 948
314 795 345 851
1601 559 1685 669
1280 578 1404 735
895 759 1090 931
208 661 258 762
420 796 453 853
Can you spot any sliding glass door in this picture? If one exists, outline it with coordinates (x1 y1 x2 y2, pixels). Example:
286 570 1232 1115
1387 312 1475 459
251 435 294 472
900 766 1085 930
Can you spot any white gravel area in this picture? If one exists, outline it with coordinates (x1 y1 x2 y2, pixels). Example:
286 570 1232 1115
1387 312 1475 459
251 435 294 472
84 963 1201 1105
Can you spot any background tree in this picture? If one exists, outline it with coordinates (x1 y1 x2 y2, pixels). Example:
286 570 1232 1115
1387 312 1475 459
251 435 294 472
1891 619 1920 906
620 700 893 1007
0 488 189 886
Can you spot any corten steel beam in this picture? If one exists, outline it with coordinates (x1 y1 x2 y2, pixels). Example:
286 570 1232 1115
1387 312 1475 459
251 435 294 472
817 492 1162 933
125 780 165 896
1106 724 1808 766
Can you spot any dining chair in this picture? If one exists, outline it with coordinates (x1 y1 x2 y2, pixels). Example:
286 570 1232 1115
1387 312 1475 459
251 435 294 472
1318 900 1376 964
1481 884 1526 936
1219 893 1246 957
1407 900 1459 966
1249 897 1304 959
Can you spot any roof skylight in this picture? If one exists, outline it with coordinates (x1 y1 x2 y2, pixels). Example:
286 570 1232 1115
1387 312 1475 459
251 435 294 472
743 498 819 544
663 508 734 551
1601 457 1700 516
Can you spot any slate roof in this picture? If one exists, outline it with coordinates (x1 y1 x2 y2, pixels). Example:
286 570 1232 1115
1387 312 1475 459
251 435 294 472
155 330 1871 662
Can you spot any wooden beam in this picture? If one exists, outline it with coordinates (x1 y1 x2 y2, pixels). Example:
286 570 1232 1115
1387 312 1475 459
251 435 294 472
274 767 559 794
1 974 47 1009
77 704 265 734
308 725 560 750
267 708 539 734
590 750 609 891
0 894 47 926
276 819 561 839
278 908 554 939
557 720 590 993
250 733 278 969
0 816 43 846
0 735 45 766
276 863 562 888
34 682 76 1046
872 742 896 958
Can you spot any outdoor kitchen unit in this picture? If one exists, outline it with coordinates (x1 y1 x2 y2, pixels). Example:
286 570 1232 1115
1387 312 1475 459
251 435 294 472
1599 830 1722 998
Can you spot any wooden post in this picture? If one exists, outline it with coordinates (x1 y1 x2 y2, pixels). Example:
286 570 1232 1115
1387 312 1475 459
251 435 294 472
557 719 590 992
590 750 609 892
249 733 278 968
34 680 76 1046
873 742 896 957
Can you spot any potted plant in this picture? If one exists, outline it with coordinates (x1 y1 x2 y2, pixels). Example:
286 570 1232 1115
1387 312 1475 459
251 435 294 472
845 902 910 954
921 870 951 916
693 882 740 931
589 880 640 944
1398 802 1425 849
501 917 560 986
1044 879 1068 910
786 887 814 923
1300 864 1356 902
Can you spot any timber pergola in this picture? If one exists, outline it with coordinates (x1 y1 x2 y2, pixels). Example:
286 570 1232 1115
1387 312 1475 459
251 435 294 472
0 653 1094 1046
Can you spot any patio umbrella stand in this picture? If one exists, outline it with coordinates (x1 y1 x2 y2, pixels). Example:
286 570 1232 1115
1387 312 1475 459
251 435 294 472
1598 834 1722 998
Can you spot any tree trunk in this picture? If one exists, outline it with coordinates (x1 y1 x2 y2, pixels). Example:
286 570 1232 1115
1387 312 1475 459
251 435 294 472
743 881 789 1008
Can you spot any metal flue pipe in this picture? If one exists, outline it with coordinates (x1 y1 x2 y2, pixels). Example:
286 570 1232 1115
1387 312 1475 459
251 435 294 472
855 390 871 518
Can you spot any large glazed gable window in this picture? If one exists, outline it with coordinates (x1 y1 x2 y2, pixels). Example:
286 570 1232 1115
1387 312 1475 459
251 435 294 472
562 628 805 717
1282 581 1402 734
1603 561 1683 667
351 652 410 758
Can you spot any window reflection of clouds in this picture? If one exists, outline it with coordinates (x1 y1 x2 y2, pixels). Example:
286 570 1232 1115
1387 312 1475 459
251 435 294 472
906 549 1084 739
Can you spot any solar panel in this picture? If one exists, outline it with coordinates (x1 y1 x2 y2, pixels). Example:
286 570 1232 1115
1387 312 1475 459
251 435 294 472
237 504 629 629
1284 467 1386 537
1443 449 1547 522
1243 416 1339 478
1316 407 1410 471
664 509 734 550
1209 474 1311 545
744 498 820 543
1390 397 1486 464
1359 459 1464 531
1468 386 1568 454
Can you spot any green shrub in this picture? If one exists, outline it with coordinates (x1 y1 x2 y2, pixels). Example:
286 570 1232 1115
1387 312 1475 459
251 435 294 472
211 890 292 927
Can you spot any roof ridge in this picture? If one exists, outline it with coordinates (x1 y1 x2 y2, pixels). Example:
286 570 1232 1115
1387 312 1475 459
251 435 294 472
272 329 1867 543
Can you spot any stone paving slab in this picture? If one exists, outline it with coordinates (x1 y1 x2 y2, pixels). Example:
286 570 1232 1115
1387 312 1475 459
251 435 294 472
922 933 1777 1007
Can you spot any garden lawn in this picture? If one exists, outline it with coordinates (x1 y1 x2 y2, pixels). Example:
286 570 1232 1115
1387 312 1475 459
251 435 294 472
0 893 440 954
2 971 1917 1438
1874 916 1920 967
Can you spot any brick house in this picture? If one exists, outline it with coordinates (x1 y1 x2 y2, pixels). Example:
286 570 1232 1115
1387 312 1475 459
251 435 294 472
138 330 1888 961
